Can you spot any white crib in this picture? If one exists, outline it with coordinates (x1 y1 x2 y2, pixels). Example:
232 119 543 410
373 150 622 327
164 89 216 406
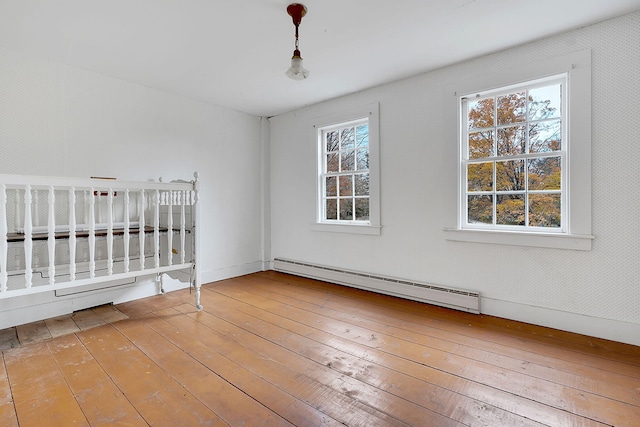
0 172 201 322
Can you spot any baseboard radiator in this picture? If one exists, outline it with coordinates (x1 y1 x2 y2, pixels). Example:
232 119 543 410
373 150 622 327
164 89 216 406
272 258 480 314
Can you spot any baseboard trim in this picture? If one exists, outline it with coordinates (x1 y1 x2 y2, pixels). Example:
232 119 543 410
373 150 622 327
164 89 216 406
200 261 264 285
481 297 639 346
273 258 479 313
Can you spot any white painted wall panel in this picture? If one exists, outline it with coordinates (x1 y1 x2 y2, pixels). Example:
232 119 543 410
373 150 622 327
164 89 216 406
269 13 640 345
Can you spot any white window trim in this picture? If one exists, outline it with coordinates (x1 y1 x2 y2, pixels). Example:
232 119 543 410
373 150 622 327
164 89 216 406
310 102 381 235
444 50 593 250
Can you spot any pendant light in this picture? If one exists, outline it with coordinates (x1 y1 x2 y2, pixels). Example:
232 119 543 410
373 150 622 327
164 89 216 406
285 3 310 80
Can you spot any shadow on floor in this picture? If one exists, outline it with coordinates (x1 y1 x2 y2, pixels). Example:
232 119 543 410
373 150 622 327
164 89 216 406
0 304 129 350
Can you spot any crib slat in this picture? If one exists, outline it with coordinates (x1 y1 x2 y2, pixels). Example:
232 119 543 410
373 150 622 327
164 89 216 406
24 186 33 288
0 184 7 293
33 190 39 227
14 189 20 232
89 188 96 278
154 190 160 269
97 190 103 224
124 189 130 273
180 190 186 265
69 188 77 281
106 189 114 276
47 186 56 285
139 190 145 271
166 191 173 267
83 190 89 225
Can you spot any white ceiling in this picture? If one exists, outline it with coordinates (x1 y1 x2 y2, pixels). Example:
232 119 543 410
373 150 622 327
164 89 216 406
1 1 639 117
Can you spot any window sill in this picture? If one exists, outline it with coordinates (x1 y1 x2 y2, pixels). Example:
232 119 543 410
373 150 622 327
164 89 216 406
310 222 382 236
443 228 593 250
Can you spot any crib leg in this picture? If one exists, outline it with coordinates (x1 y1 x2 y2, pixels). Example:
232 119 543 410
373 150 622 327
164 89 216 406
195 282 203 311
156 273 165 294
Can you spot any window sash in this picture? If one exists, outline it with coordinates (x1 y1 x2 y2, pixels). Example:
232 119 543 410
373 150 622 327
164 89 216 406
320 118 370 223
460 75 567 232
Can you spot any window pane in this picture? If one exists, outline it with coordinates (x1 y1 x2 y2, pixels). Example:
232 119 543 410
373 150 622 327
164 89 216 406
326 131 339 152
339 198 353 220
529 120 561 152
529 84 561 121
341 127 355 150
467 163 493 192
356 125 369 148
327 153 339 172
496 194 525 225
326 199 337 220
341 150 355 171
529 194 561 228
497 126 526 156
496 160 525 191
354 173 369 196
325 176 337 197
528 157 561 190
497 92 526 125
339 175 353 196
356 147 369 170
468 195 493 224
469 131 493 159
468 98 494 130
355 198 369 221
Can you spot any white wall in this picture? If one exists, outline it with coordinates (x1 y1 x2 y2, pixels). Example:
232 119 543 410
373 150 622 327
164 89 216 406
269 12 640 345
0 46 265 287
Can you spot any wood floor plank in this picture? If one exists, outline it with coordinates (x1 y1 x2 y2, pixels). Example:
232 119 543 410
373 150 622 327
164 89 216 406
76 324 228 427
143 307 347 427
45 315 81 337
152 306 431 427
0 354 18 427
263 272 640 368
261 270 640 359
16 320 52 344
255 273 640 381
113 315 301 427
4 342 89 426
202 285 605 427
116 289 193 319
0 328 19 351
2 272 638 427
216 280 639 426
239 275 640 406
91 304 129 324
46 333 148 427
71 309 107 330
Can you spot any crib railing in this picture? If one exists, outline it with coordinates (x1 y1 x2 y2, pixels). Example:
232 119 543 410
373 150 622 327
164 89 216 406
0 173 201 308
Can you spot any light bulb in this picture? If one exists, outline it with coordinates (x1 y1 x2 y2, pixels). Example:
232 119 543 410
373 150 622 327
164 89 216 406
286 53 310 80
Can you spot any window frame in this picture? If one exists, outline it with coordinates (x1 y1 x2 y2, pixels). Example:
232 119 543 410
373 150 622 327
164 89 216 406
461 74 567 232
311 103 381 235
444 50 593 250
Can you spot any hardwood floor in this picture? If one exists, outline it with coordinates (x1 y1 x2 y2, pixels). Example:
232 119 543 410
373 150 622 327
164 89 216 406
1 271 639 426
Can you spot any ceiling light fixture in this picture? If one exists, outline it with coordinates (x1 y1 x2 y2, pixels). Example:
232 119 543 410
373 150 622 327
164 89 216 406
285 3 309 80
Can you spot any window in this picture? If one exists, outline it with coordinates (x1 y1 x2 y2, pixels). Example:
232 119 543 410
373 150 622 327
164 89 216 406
444 50 593 250
312 103 380 235
463 76 566 231
320 119 370 222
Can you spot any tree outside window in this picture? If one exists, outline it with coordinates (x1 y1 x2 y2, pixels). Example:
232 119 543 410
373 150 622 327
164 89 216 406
320 119 370 223
463 77 565 230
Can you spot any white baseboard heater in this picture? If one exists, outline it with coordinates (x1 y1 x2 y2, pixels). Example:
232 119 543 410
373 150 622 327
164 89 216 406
273 258 480 314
